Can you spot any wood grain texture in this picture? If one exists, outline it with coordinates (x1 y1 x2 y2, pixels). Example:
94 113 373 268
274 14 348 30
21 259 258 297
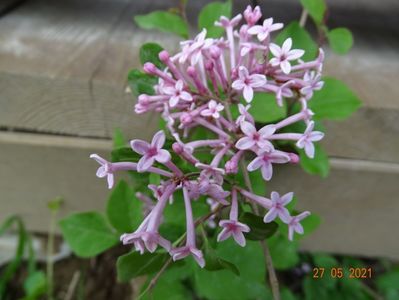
1 131 398 259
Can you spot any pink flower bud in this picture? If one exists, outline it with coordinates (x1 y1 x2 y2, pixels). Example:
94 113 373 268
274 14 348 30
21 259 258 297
159 50 170 62
143 62 157 74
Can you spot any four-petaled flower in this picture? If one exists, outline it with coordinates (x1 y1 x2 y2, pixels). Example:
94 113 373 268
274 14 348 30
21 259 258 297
163 79 193 107
90 154 115 189
236 121 275 151
170 246 205 268
296 121 324 158
247 18 283 42
264 191 293 223
232 66 267 102
201 100 224 119
300 71 324 99
269 38 305 74
247 150 290 181
236 103 252 125
217 220 250 246
131 130 171 172
285 211 311 241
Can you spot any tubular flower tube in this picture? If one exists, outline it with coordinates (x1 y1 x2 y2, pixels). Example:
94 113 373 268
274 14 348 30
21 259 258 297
90 5 324 266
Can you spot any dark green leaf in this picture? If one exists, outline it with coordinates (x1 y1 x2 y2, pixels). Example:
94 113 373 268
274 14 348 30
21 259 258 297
376 270 399 291
303 276 329 300
117 252 169 282
204 246 240 276
248 93 287 123
134 11 189 38
106 180 142 233
312 253 338 289
300 0 326 24
113 128 127 149
198 1 232 38
275 21 318 61
239 212 278 240
111 146 140 163
23 271 47 299
299 143 330 177
59 212 119 257
327 28 353 55
127 69 157 96
139 43 165 69
309 77 362 120
268 234 299 270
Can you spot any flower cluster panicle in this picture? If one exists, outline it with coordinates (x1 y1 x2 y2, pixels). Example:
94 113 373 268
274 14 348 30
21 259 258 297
91 5 324 268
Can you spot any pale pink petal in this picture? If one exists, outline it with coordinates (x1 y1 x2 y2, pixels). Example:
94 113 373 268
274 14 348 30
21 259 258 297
269 152 290 163
175 80 183 91
297 211 311 221
264 208 278 223
269 43 281 57
96 166 107 178
258 31 268 41
137 155 155 171
155 149 171 163
287 49 305 60
288 226 294 241
305 121 315 134
180 91 193 101
304 142 315 158
263 18 273 27
259 124 276 137
238 66 249 79
191 249 205 268
243 85 254 102
151 130 166 149
269 57 280 66
247 25 263 35
236 137 255 150
232 79 245 90
296 137 306 148
217 227 232 242
257 140 274 152
247 156 263 171
233 231 246 247
280 60 291 74
282 38 292 52
236 222 251 232
163 86 175 95
260 162 273 181
249 74 267 87
240 121 256 135
107 174 114 189
158 236 172 251
270 23 283 31
294 223 304 234
310 131 324 141
169 95 179 107
278 207 291 223
280 192 294 205
200 109 213 117
130 140 150 155
271 191 280 203
90 154 107 165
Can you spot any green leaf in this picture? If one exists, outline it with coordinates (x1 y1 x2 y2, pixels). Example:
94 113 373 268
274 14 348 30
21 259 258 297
300 213 322 238
309 77 361 120
312 253 338 289
248 93 287 123
268 235 299 270
376 270 399 291
204 246 240 276
106 180 142 233
127 69 157 96
303 276 330 300
59 212 119 257
113 128 127 149
194 240 271 300
327 28 353 55
281 288 299 300
139 43 165 69
117 252 169 282
239 212 278 240
275 21 318 61
300 0 326 24
111 146 141 163
134 11 189 38
23 271 47 299
299 143 330 178
198 1 232 38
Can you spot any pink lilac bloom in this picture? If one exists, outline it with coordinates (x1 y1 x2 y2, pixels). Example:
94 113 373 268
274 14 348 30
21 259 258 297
130 130 171 172
163 80 193 107
269 38 305 74
90 6 326 267
263 191 293 223
200 100 224 119
247 150 291 181
296 121 324 158
247 18 283 42
232 66 267 102
235 121 276 151
217 189 250 246
285 211 311 241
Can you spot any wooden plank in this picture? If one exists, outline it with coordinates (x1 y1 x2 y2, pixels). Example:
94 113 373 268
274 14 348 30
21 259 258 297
0 131 398 259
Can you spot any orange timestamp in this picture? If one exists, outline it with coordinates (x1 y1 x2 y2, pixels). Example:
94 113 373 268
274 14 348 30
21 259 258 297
312 267 372 279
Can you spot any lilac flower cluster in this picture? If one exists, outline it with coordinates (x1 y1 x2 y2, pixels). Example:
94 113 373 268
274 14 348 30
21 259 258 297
91 6 324 268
